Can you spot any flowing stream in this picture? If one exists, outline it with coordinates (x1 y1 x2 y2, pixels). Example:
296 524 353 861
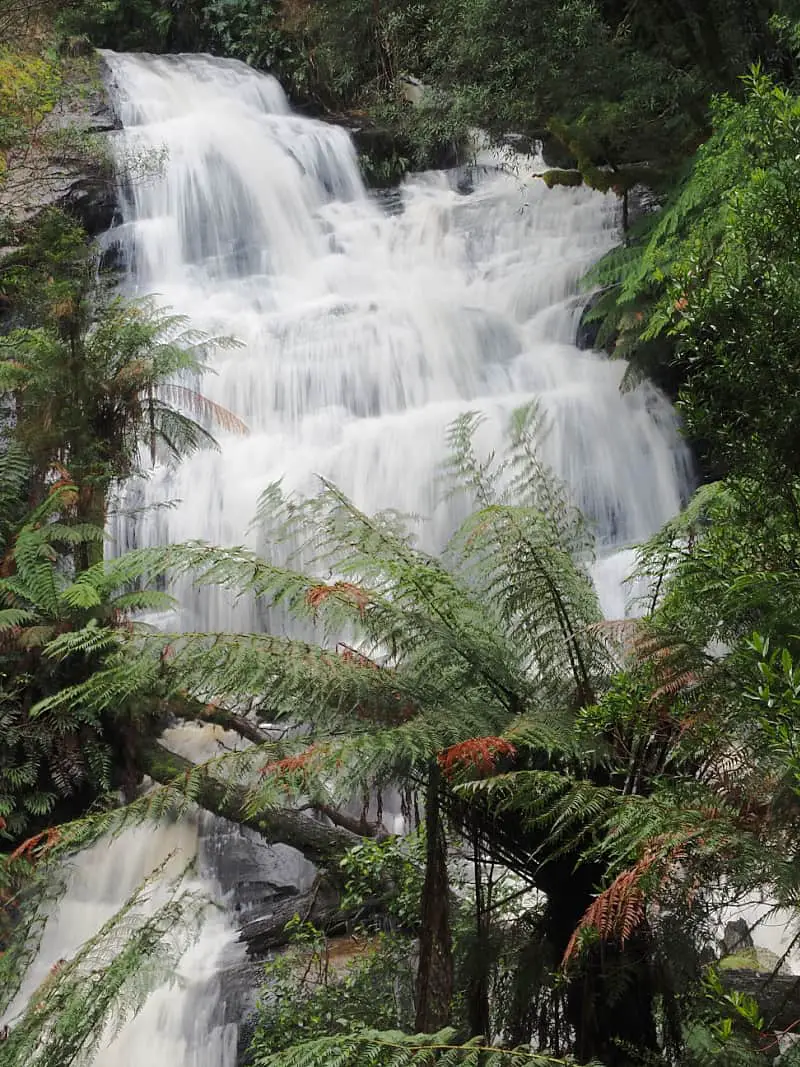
12 51 696 1063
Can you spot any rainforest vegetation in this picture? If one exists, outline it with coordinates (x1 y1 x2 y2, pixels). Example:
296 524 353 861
4 1 800 1066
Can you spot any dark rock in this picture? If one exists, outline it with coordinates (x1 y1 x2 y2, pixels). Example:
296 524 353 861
59 35 95 58
626 182 661 229
722 969 800 1031
576 290 604 352
540 132 578 171
59 172 118 235
346 119 461 187
500 132 537 157
97 234 127 274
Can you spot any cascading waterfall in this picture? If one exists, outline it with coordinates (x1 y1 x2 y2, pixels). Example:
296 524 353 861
11 51 697 1064
3 816 242 1065
104 51 691 628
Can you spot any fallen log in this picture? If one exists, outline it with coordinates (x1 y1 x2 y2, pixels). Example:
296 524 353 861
139 739 363 870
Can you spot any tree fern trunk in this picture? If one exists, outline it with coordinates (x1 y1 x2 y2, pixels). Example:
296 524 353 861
543 874 659 1065
415 763 453 1033
466 834 491 1039
76 481 107 571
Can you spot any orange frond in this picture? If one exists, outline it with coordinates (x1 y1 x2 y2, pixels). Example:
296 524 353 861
9 826 60 864
306 582 370 618
261 744 325 781
438 736 517 778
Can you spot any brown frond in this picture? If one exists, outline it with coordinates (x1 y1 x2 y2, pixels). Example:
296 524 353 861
157 384 249 435
587 617 642 658
649 669 701 703
562 849 673 967
8 825 60 864
306 581 370 618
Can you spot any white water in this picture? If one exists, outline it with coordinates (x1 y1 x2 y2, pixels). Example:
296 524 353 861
4 817 241 1065
17 51 696 1064
104 51 691 629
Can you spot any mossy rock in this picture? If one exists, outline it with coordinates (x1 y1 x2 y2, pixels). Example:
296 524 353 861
719 947 784 973
539 169 583 189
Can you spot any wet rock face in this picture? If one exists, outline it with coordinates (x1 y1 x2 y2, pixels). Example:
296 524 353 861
0 53 121 238
576 289 603 352
58 59 121 236
200 817 318 924
197 816 319 1066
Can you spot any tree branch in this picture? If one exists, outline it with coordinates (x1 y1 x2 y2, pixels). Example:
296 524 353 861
307 803 386 839
168 697 272 745
138 739 362 871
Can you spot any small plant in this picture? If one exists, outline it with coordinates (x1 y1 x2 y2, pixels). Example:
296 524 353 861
250 919 417 1059
339 832 425 930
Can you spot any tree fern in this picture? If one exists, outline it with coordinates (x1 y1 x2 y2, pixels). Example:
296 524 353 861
251 1028 573 1067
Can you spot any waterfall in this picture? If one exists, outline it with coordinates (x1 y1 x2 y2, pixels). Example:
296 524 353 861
104 51 691 629
11 51 694 1064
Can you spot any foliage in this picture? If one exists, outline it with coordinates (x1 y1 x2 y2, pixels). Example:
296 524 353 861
0 47 61 174
0 20 110 242
1 217 246 542
1 856 208 1066
7 4 800 1062
0 445 223 840
61 403 605 811
339 832 426 930
253 1028 565 1067
584 63 800 426
251 920 417 1059
58 0 797 193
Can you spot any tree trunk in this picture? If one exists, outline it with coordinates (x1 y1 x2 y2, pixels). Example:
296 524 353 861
414 763 453 1033
75 480 107 571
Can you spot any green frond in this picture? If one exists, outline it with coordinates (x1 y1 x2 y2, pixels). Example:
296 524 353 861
459 771 618 860
252 1028 564 1067
2 858 209 1067
0 607 38 630
39 621 123 664
444 404 605 699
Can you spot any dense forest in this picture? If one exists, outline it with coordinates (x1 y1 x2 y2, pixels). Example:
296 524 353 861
4 1 800 1065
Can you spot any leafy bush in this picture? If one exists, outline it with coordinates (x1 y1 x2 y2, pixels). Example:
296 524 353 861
250 918 417 1059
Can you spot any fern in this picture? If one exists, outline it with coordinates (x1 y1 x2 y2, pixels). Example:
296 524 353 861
252 1028 573 1067
1 857 208 1067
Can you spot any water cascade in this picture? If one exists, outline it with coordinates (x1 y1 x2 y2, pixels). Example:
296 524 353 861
10 51 695 1064
104 51 691 626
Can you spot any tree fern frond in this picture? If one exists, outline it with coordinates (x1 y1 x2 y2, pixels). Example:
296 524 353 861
157 383 249 436
2 856 209 1067
0 608 38 630
252 1028 565 1067
562 862 647 967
